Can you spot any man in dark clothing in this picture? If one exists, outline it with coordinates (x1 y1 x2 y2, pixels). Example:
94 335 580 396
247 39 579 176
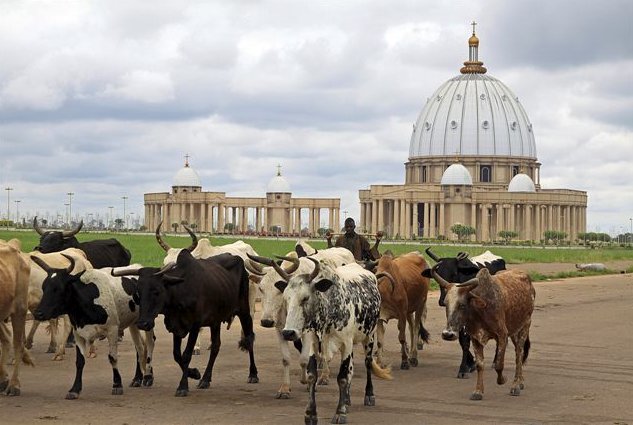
326 217 382 261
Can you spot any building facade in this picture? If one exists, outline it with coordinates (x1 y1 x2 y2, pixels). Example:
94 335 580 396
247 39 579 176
144 162 340 235
359 26 587 242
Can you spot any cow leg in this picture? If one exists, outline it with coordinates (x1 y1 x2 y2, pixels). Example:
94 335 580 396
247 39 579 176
458 327 476 378
237 310 259 383
198 323 221 389
363 338 376 406
510 325 530 396
106 329 124 395
470 338 485 401
0 321 10 392
53 315 73 361
5 310 32 396
66 334 87 399
142 330 155 387
494 332 508 386
375 319 386 368
174 329 200 396
407 309 421 368
332 347 352 424
193 329 202 356
275 329 293 398
127 326 145 387
397 315 409 370
298 334 311 386
24 319 40 350
317 335 330 386
304 354 318 425
416 303 429 350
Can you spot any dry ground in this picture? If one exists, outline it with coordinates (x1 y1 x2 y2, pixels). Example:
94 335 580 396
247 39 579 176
2 265 632 425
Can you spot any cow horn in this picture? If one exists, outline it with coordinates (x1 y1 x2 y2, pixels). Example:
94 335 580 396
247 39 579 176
425 247 440 262
154 261 176 276
30 255 53 273
182 225 198 251
155 222 171 252
247 253 276 267
274 255 301 275
307 257 320 283
245 260 266 276
456 277 479 291
60 253 76 273
111 267 140 277
456 252 469 260
430 267 451 290
33 216 45 235
364 259 378 271
376 272 396 294
62 220 83 237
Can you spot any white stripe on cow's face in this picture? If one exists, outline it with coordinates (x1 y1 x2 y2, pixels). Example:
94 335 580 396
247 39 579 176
281 275 312 337
443 286 464 337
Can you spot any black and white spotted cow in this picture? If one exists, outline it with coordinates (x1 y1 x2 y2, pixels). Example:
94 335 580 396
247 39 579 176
276 258 391 425
31 255 155 400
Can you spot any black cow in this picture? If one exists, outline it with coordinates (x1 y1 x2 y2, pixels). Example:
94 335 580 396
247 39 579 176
31 255 155 399
33 217 132 268
422 247 506 378
117 250 258 397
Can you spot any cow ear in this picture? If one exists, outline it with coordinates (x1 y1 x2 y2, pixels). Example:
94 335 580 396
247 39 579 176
314 279 334 293
132 292 140 304
274 281 288 293
162 274 185 285
468 294 487 310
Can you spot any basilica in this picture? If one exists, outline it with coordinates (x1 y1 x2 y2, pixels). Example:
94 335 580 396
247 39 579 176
358 26 587 242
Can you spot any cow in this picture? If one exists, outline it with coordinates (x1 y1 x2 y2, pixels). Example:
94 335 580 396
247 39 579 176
0 239 34 396
155 222 259 354
371 251 430 370
575 263 607 272
116 250 258 397
246 247 355 399
431 267 535 400
32 255 155 399
276 258 391 425
33 217 132 269
294 239 317 257
26 248 93 360
423 247 506 378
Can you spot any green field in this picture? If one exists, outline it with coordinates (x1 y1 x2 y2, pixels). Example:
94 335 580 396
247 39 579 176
2 229 631 282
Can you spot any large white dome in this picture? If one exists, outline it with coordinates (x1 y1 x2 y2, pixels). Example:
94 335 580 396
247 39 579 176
267 167 291 193
173 163 201 187
441 163 473 185
409 30 536 160
508 173 536 192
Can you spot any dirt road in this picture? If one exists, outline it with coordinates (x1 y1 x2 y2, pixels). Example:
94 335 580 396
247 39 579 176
3 272 632 425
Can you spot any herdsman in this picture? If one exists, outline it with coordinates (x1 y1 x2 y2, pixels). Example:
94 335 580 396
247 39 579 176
326 217 382 261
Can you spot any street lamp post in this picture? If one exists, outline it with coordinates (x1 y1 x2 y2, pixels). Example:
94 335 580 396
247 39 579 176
108 206 114 229
14 200 20 226
64 203 70 226
122 196 128 230
5 187 13 227
67 192 74 227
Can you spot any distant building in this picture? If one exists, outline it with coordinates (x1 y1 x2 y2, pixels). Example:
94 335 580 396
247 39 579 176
359 25 587 242
144 160 340 235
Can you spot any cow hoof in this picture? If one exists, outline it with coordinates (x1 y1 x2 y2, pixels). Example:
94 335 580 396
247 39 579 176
6 386 20 396
46 345 56 354
470 392 483 401
497 375 506 385
510 387 521 396
25 340 33 350
457 371 470 379
247 375 259 384
409 358 418 367
276 391 291 399
175 389 189 397
0 380 8 392
65 392 80 400
417 342 424 350
52 354 64 361
197 380 210 389
364 395 375 406
317 377 329 386
65 342 75 349
400 361 410 370
88 352 97 359
331 413 347 424
520 383 525 390
304 414 318 425
129 379 142 388
112 387 123 395
193 348 201 355
187 368 201 380
142 375 154 387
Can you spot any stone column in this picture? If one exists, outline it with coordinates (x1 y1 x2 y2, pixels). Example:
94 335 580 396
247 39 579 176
525 205 533 241
393 200 401 239
496 204 503 238
429 202 436 238
471 203 477 241
372 200 379 234
439 203 445 239
481 204 489 242
412 202 418 238
422 203 429 238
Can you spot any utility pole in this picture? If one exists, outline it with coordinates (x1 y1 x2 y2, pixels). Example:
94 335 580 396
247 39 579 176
67 192 74 226
108 206 114 229
5 187 13 227
14 200 20 226
122 196 128 230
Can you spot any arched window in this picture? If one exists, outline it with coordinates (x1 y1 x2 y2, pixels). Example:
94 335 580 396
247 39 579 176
480 165 491 182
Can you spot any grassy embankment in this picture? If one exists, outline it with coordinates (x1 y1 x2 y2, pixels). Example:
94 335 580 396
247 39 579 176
1 229 631 285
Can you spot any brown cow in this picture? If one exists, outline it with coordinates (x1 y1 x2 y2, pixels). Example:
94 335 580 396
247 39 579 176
432 267 535 400
0 239 34 396
374 251 430 370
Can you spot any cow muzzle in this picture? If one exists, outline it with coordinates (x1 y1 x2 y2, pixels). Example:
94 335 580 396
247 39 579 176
442 329 458 341
260 319 275 328
281 329 299 341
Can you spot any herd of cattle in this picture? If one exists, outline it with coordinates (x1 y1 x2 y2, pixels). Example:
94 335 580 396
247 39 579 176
0 218 537 424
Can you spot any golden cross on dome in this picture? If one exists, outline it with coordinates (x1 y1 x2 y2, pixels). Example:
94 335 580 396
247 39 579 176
184 153 190 167
276 163 282 176
471 21 477 35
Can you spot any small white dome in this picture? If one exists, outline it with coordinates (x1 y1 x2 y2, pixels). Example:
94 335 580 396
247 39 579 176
441 163 473 185
508 173 536 192
173 165 201 187
267 174 291 193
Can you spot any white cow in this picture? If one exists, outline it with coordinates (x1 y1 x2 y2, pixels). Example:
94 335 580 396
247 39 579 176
575 263 607 272
156 223 259 354
247 247 355 398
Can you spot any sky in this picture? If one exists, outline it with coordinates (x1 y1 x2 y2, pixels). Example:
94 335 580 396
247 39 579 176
0 0 631 235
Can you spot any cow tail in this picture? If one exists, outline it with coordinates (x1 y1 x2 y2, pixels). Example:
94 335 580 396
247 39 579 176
371 358 392 380
418 324 430 344
522 337 531 364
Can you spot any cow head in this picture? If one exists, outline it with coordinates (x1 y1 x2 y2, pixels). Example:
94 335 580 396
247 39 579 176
423 247 480 306
433 268 492 341
155 221 199 264
33 216 83 253
247 253 300 328
31 254 108 326
276 258 331 342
